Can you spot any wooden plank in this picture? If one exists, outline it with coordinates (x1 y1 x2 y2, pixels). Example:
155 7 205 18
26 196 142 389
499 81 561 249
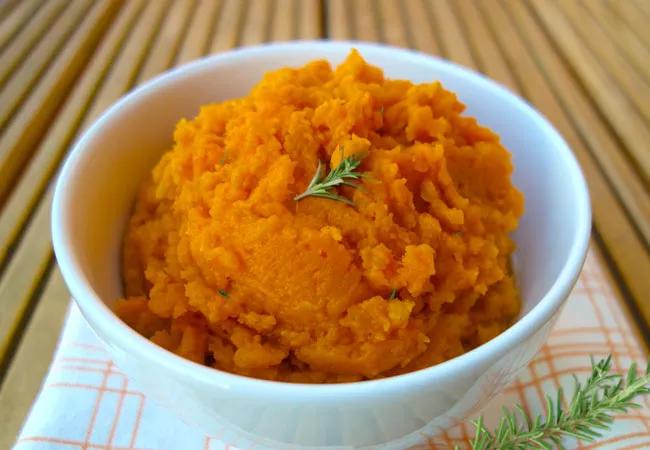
176 0 222 64
425 0 474 67
376 0 408 47
0 0 167 371
478 0 650 328
0 0 19 21
0 0 42 53
327 0 352 40
238 0 272 46
354 0 380 41
209 0 243 53
528 0 650 184
606 0 650 46
297 0 320 39
270 0 296 41
0 0 67 87
583 0 650 83
454 0 518 93
631 0 650 17
0 0 120 209
504 0 650 253
557 0 650 124
272 0 321 40
80 0 170 125
0 0 143 269
0 0 94 132
0 268 69 450
137 0 197 83
0 187 55 368
400 0 441 56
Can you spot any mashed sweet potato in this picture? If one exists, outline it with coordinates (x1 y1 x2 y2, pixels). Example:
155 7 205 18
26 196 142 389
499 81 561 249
115 50 524 382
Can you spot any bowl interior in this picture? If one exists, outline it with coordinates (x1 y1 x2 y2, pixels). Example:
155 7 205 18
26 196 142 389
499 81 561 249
56 42 588 343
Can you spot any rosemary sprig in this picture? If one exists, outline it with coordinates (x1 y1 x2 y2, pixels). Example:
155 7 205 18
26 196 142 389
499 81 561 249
389 288 398 300
458 355 650 450
293 151 366 205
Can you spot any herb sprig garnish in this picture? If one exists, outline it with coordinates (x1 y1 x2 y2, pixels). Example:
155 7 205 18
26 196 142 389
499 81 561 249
457 355 650 450
293 151 366 205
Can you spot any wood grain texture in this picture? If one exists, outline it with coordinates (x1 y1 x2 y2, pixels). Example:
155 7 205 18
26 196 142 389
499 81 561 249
81 0 170 125
0 0 95 131
0 0 42 53
327 0 351 40
137 0 197 83
0 0 98 202
528 0 650 184
0 0 142 269
176 0 221 64
0 268 68 450
607 0 650 46
0 0 18 16
239 0 272 46
0 184 57 369
631 0 650 19
0 0 19 21
354 0 380 41
142 0 200 80
376 0 408 47
270 0 296 41
557 0 650 124
298 0 320 39
0 0 649 438
400 0 441 56
209 0 245 53
0 0 68 88
425 0 474 66
582 0 650 84
454 0 518 92
504 0 650 249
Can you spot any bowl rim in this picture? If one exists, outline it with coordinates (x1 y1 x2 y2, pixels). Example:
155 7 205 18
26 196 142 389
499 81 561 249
52 40 591 399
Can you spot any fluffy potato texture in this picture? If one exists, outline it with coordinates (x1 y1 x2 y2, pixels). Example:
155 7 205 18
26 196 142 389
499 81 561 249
115 50 524 382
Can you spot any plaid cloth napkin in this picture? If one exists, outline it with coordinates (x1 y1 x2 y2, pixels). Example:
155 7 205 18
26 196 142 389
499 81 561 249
14 246 650 450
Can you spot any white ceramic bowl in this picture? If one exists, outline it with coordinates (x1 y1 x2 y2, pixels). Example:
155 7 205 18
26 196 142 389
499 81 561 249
52 41 590 450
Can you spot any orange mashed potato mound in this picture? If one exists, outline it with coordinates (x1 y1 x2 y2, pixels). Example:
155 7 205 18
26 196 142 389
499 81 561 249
115 51 524 383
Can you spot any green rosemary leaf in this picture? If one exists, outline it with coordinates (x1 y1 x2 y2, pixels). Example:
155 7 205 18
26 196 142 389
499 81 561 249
463 355 650 449
545 395 555 426
531 438 551 449
517 404 532 431
293 149 366 205
627 362 638 385
217 289 229 298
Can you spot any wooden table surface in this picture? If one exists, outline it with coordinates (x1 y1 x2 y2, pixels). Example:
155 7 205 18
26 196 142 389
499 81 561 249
0 0 648 446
